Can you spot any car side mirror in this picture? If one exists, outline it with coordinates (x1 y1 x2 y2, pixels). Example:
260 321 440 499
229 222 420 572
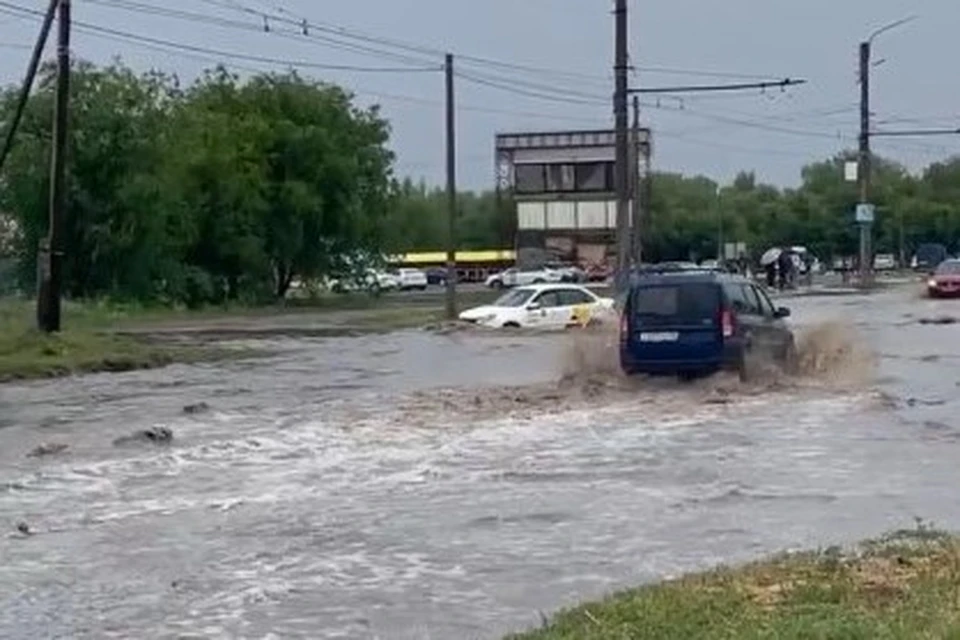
774 307 791 319
527 302 542 311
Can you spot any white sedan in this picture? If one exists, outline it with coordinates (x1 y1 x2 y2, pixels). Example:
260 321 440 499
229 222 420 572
394 268 428 290
328 269 399 293
484 267 563 289
459 284 615 330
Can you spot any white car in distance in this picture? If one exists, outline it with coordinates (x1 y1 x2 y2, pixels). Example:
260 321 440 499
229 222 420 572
394 268 428 291
329 269 399 293
484 266 563 289
873 253 897 271
459 284 616 330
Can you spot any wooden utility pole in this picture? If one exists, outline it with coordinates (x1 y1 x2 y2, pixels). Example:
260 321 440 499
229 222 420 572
444 52 457 320
0 0 59 175
630 95 642 266
853 16 917 287
857 40 872 288
38 0 70 333
642 134 652 261
613 0 630 279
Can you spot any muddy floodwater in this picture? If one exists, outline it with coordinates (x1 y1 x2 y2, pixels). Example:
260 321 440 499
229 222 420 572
3 286 960 639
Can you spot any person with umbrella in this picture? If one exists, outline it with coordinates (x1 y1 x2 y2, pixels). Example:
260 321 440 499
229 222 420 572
760 247 781 288
777 248 795 290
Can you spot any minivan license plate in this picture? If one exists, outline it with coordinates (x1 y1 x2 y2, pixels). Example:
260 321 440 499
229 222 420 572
639 331 679 342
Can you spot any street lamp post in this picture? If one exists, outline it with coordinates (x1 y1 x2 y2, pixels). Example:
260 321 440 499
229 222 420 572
857 15 916 287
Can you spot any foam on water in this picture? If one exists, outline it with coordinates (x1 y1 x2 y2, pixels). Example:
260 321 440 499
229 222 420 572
0 303 898 639
0 374 871 538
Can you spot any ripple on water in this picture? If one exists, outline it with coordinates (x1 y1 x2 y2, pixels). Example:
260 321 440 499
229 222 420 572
0 354 887 640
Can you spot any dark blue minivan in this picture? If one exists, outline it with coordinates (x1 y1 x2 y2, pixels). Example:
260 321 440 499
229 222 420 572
619 271 796 380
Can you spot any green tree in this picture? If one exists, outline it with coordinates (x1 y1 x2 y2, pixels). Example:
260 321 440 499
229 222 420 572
0 61 397 305
1 62 181 299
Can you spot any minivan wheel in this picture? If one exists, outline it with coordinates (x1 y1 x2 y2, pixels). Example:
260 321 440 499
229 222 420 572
738 347 757 383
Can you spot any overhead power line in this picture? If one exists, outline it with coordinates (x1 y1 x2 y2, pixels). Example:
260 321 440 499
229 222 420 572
455 71 607 106
0 0 58 175
0 5 609 129
638 99 846 140
871 128 960 137
629 78 806 95
455 68 608 103
0 1 441 73
2 0 844 145
192 0 790 85
79 0 440 67
82 0 809 112
196 0 440 57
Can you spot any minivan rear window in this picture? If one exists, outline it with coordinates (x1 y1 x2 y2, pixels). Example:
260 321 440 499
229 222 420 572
631 283 718 325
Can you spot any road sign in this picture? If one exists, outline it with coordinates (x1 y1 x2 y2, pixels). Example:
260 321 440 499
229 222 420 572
844 161 858 183
855 203 875 224
723 241 746 260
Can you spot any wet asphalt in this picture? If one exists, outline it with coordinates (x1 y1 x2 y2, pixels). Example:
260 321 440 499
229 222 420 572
1 285 960 639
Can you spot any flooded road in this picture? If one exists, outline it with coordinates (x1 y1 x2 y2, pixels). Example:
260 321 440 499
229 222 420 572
2 286 960 639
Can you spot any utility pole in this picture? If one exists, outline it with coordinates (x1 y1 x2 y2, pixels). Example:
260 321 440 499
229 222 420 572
38 0 70 333
444 52 457 321
716 190 723 263
642 133 652 261
0 0 59 175
857 40 872 288
898 211 905 268
630 95 642 266
613 0 630 279
854 16 916 288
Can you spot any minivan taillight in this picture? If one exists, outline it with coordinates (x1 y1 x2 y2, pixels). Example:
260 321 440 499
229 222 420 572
619 311 628 341
720 308 735 339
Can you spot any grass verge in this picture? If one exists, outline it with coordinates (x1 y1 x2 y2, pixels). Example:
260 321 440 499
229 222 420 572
507 525 960 640
0 330 216 382
0 290 481 381
0 299 233 382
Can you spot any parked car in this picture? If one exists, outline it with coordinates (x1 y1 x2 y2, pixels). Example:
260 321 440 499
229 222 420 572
425 267 448 286
619 271 795 381
585 262 613 282
544 262 586 283
873 253 897 271
458 284 615 329
484 267 562 289
913 243 949 273
926 259 960 298
394 268 428 291
329 269 399 293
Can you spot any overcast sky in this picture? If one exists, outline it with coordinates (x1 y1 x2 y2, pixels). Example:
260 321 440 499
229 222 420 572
1 0 958 190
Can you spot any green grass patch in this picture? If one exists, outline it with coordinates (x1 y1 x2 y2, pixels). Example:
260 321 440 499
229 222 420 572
508 527 960 640
0 329 207 382
0 285 547 381
0 298 230 382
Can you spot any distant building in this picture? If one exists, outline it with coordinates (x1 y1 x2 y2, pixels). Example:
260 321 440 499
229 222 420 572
495 128 651 267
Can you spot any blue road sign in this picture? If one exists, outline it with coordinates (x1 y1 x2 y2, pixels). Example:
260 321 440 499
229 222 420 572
855 203 875 223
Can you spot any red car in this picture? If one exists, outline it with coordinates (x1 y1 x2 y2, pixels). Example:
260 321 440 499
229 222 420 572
585 262 613 282
927 259 960 297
